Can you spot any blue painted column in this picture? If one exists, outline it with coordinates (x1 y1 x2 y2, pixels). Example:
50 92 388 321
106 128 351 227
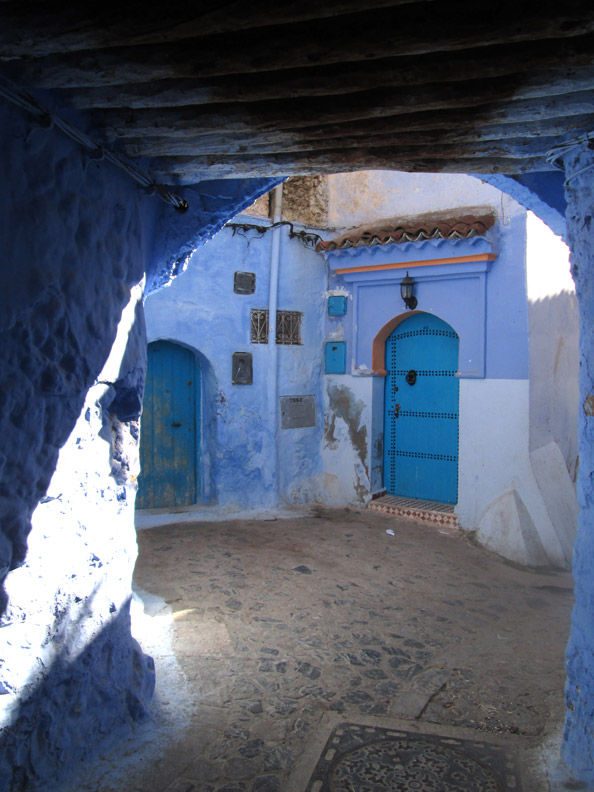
561 143 594 784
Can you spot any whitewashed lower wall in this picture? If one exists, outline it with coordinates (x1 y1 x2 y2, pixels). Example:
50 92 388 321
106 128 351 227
320 376 373 505
458 378 570 567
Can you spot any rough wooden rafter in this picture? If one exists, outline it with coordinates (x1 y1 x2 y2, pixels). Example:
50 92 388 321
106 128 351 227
149 155 555 182
1 3 593 183
59 36 594 110
0 0 434 57
8 9 594 88
100 90 594 144
123 118 594 159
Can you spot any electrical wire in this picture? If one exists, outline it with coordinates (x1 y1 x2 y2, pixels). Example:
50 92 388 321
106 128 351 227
226 220 323 250
0 74 188 211
546 131 594 186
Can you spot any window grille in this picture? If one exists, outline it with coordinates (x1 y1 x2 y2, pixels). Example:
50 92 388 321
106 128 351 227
250 309 303 345
250 309 269 344
276 310 302 345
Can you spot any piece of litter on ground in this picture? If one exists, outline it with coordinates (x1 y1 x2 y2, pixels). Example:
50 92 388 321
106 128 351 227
386 529 395 536
293 565 313 574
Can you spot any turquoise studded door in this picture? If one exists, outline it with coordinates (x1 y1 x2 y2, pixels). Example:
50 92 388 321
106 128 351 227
383 313 459 504
137 340 200 509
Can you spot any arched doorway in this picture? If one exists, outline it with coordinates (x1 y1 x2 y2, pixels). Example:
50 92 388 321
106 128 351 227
137 340 200 509
383 313 459 504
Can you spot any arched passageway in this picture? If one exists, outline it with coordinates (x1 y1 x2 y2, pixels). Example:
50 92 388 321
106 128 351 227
1 5 594 789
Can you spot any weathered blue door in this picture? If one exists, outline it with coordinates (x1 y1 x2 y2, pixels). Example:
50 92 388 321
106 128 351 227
137 340 199 508
383 313 459 504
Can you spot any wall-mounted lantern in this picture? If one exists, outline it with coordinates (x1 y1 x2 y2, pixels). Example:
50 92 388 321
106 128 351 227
400 272 417 310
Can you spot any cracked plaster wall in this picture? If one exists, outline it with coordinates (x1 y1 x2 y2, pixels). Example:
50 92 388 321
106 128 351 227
321 378 372 505
143 218 326 514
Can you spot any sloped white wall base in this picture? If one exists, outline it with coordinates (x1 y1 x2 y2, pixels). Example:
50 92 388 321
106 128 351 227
476 489 549 567
530 441 579 567
458 379 568 567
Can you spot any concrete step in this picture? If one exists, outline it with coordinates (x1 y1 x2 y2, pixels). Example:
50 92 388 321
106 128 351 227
368 494 458 529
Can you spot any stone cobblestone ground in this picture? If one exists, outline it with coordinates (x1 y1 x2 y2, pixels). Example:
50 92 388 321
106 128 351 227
67 507 574 791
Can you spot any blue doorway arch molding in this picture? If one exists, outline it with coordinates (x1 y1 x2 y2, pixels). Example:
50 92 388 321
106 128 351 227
383 313 459 504
137 340 200 509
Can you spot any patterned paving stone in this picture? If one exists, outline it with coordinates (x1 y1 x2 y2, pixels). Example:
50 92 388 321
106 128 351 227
305 723 521 791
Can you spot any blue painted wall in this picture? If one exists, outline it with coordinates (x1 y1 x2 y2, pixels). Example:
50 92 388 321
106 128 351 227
147 177 282 294
559 145 594 786
325 201 530 382
480 172 567 240
0 92 278 790
319 172 578 573
0 97 159 790
144 217 326 513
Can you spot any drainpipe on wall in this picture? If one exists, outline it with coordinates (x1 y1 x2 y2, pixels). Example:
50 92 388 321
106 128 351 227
267 184 283 500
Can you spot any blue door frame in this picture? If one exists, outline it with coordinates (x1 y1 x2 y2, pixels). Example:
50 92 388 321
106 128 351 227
137 340 200 509
383 313 459 504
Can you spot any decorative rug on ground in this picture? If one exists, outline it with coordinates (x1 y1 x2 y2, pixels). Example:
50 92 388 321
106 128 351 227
305 723 521 791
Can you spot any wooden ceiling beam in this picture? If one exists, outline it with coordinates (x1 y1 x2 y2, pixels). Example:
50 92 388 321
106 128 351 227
61 37 594 110
10 9 594 88
2 4 593 185
149 154 555 182
124 118 594 158
0 0 432 58
291 106 594 145
100 88 594 140
147 138 555 171
298 99 594 149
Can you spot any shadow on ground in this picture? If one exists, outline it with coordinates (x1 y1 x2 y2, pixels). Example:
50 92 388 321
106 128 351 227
65 507 574 792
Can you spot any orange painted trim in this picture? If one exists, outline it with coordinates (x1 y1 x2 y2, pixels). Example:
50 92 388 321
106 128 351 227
372 311 419 376
336 252 496 275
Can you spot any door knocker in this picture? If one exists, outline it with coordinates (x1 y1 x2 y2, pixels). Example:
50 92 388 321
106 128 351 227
405 370 417 386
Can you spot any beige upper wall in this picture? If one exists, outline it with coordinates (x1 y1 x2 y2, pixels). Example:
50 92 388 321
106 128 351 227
326 170 511 227
242 176 329 227
244 170 517 230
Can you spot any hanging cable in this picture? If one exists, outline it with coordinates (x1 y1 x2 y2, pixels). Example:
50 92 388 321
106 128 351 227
0 74 188 211
546 131 594 186
226 219 323 250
